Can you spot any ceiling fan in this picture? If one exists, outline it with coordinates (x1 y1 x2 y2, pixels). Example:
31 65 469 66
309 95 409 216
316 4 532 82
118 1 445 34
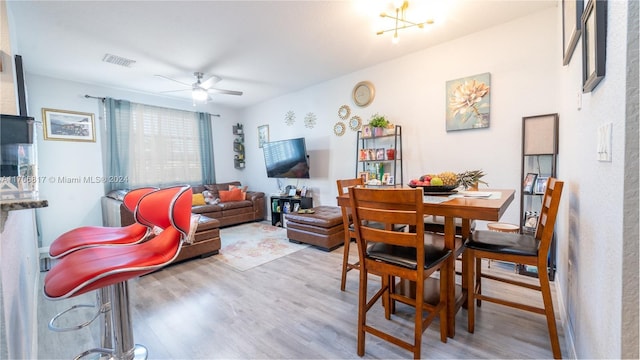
156 72 243 102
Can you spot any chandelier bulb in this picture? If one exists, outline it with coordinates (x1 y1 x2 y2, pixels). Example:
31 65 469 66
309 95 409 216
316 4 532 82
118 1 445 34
392 33 399 44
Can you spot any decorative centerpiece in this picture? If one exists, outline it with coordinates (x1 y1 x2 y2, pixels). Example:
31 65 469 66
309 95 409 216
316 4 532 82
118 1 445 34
457 169 488 190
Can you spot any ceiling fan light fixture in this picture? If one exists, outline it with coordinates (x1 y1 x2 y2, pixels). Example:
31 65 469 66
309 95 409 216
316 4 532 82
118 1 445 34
192 87 208 102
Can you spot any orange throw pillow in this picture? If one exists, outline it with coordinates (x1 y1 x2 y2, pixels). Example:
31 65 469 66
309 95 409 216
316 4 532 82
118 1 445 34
229 185 248 200
219 188 244 202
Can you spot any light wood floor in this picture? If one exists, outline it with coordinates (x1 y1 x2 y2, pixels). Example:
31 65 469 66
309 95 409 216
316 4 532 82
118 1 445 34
38 236 566 359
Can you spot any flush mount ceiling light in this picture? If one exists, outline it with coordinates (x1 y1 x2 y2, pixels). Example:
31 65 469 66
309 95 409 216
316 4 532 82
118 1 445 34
377 0 434 44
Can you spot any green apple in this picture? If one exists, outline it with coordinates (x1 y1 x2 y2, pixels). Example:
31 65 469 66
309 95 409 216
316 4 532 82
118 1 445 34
431 177 444 186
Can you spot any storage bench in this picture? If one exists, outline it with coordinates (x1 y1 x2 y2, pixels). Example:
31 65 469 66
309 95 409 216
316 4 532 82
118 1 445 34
285 206 344 251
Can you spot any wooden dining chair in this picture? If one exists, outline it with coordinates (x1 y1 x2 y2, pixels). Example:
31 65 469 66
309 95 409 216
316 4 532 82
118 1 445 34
465 177 563 359
336 178 364 291
349 187 452 359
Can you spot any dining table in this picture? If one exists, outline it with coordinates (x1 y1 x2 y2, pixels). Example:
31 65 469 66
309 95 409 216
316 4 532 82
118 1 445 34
337 187 515 338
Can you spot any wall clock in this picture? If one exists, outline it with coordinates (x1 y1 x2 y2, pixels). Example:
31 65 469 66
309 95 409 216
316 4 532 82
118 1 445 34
352 81 375 107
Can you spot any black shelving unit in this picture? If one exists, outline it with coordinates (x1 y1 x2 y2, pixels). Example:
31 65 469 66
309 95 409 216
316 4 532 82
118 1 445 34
355 125 403 187
519 113 559 280
233 124 245 169
270 196 313 228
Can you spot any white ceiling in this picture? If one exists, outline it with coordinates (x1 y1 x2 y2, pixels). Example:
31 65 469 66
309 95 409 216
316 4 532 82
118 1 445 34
7 0 556 109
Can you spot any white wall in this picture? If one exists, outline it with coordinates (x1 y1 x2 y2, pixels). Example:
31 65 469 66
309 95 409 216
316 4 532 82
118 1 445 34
554 0 633 358
23 74 240 248
242 8 559 227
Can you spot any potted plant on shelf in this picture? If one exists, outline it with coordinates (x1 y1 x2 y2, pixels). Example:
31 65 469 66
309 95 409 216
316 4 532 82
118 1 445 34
457 169 488 190
368 113 392 136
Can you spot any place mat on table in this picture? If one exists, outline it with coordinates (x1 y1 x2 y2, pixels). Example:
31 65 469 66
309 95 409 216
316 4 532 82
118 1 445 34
423 195 454 204
449 191 503 200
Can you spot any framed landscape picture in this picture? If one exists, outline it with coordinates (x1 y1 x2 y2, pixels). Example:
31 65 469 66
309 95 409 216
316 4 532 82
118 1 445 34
42 108 95 142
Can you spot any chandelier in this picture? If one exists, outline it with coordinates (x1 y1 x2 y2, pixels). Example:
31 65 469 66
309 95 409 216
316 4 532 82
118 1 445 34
376 1 434 44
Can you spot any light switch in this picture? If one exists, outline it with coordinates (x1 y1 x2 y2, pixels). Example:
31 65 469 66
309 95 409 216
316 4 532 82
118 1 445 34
597 123 612 162
576 91 582 110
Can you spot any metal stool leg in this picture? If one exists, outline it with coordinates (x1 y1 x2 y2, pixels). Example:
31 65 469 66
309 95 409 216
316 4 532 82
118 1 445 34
99 287 113 350
110 281 147 360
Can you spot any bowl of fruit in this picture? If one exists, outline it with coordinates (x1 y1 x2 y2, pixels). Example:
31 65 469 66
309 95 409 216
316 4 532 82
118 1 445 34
408 172 459 193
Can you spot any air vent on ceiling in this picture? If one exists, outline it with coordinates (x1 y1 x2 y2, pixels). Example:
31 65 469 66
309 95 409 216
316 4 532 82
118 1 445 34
102 53 136 67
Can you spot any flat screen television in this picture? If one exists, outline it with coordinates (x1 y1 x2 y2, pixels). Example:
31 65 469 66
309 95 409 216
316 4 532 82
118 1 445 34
262 137 310 179
1 114 34 145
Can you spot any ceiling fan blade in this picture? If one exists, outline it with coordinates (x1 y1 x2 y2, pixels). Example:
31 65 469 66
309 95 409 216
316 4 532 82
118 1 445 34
154 74 191 87
200 75 221 89
208 88 243 96
159 88 190 94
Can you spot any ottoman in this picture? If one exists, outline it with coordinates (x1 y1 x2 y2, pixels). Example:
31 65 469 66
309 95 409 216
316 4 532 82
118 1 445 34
174 215 221 263
285 206 344 251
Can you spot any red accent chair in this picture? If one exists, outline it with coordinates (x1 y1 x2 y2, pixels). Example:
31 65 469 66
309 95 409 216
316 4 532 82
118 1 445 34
44 185 192 360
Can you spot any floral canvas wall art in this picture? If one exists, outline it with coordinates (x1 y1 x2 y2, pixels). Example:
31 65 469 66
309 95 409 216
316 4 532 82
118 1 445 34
445 72 491 131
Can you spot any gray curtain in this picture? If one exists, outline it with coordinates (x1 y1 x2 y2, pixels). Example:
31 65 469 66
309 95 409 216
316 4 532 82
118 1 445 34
198 112 215 184
103 98 131 192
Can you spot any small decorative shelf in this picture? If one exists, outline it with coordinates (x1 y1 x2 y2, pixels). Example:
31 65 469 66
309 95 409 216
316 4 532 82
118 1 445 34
233 124 245 169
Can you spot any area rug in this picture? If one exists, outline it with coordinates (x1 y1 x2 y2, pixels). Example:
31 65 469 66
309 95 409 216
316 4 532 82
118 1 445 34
217 222 309 271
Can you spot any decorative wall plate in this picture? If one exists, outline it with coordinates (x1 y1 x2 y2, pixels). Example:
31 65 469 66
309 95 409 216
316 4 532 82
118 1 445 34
349 115 362 131
333 121 346 136
284 110 295 126
304 112 317 129
338 105 351 120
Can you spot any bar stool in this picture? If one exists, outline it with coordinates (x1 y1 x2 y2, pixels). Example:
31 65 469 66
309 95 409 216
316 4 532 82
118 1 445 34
44 185 192 360
47 187 157 350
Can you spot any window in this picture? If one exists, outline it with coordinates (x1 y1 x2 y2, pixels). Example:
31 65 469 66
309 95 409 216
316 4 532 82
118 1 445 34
104 99 214 191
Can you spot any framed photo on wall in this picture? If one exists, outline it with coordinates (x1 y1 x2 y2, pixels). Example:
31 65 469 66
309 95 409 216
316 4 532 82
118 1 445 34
42 108 96 142
258 124 269 148
581 0 607 93
445 72 491 131
523 173 537 194
562 0 584 65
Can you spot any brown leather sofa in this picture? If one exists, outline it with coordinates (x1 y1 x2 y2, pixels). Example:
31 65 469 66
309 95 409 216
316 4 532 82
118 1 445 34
190 181 265 227
118 181 265 263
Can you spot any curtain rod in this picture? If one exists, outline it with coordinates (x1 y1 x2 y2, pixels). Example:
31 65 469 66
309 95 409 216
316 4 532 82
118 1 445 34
83 94 221 117
84 94 105 101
